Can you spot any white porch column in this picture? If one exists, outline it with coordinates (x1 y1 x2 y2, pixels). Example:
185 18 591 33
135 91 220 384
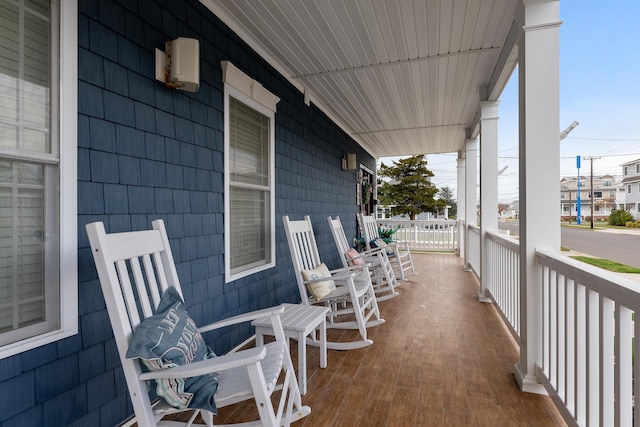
479 101 500 302
463 138 478 271
514 0 561 395
456 152 466 258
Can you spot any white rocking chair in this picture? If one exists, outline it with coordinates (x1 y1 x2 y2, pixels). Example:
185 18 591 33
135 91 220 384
86 219 310 427
282 215 384 350
358 214 416 281
327 216 398 301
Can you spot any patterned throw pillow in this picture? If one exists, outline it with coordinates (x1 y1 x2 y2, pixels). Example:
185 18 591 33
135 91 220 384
126 286 220 413
301 263 336 300
345 248 366 266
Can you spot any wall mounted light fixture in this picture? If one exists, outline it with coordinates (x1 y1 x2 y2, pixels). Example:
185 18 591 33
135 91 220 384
155 37 200 92
342 153 357 170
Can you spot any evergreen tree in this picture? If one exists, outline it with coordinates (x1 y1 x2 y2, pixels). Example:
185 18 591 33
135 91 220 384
438 186 457 219
377 155 445 220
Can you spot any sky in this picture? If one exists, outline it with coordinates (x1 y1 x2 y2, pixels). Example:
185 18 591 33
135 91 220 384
381 1 640 203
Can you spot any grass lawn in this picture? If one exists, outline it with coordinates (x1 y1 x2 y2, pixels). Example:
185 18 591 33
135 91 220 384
571 255 640 274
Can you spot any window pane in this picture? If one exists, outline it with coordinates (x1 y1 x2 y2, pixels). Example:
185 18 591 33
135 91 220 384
0 160 45 335
229 97 269 187
0 0 51 153
229 187 270 271
0 0 61 352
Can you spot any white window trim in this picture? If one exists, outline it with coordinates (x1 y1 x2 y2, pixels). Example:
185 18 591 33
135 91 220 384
0 0 78 359
222 61 279 283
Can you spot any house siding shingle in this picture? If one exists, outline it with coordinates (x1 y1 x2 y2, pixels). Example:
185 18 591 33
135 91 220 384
0 0 373 425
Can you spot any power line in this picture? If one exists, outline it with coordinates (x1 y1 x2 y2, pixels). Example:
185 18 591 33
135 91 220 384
567 136 640 142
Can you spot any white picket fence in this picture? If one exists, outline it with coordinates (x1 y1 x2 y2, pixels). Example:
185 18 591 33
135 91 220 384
376 219 458 251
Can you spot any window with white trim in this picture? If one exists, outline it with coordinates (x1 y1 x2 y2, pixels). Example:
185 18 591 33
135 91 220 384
0 0 77 359
222 61 279 282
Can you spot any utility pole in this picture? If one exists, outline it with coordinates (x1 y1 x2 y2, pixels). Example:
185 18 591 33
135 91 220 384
560 122 580 224
576 156 581 225
586 156 601 229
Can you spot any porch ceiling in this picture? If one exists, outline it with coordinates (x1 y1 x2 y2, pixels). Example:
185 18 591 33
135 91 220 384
200 0 520 158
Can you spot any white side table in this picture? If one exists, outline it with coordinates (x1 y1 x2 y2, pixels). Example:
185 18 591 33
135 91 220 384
252 303 329 395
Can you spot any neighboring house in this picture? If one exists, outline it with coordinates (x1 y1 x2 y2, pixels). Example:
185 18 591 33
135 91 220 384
559 175 617 220
501 200 519 219
616 180 627 211
0 1 373 425
620 158 640 219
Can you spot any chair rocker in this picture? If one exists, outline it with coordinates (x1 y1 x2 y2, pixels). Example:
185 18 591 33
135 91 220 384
327 216 398 301
86 219 310 427
359 214 416 281
282 215 384 350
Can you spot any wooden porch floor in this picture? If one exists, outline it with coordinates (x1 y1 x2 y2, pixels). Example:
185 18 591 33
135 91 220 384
173 253 566 426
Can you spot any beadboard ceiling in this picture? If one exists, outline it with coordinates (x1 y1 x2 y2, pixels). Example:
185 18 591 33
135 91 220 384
201 0 521 158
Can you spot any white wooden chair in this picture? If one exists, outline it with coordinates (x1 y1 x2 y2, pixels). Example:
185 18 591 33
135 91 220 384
86 219 310 427
282 215 384 350
358 214 416 281
327 216 398 301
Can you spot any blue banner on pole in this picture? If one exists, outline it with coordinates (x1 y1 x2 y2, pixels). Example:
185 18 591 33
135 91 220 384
576 155 581 169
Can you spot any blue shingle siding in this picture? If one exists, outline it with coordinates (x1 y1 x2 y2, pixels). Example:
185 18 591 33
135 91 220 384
1 406 43 427
0 373 35 420
104 60 129 96
41 384 89 427
0 355 21 383
35 355 79 403
0 0 375 425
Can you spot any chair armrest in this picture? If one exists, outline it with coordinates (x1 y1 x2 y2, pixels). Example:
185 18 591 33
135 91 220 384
303 271 351 285
139 346 268 381
198 305 285 333
347 249 382 262
329 265 370 275
389 240 410 251
359 247 384 256
302 265 371 286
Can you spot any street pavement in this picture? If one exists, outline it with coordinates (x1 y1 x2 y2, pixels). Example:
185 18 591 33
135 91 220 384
567 226 640 282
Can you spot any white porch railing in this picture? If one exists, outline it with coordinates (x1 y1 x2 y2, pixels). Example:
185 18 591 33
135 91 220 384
376 219 458 251
535 249 640 427
466 224 481 276
485 230 520 341
461 226 640 426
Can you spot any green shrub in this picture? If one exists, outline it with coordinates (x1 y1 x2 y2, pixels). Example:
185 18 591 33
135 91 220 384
609 209 633 226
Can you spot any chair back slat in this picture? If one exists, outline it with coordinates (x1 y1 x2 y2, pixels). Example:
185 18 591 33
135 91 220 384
328 216 351 267
359 214 379 250
129 255 156 320
114 258 143 329
282 215 323 304
297 231 315 270
87 222 184 342
143 253 162 309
